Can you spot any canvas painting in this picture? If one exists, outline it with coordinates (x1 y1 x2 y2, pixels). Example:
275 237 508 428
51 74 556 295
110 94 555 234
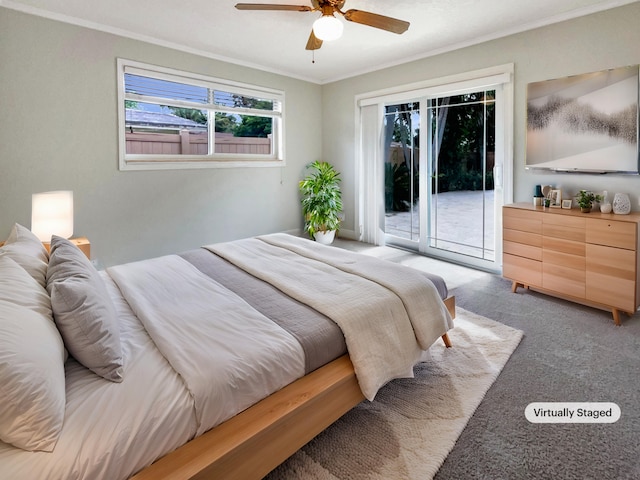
526 65 639 173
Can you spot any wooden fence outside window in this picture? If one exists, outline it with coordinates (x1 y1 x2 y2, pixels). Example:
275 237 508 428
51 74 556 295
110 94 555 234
125 130 271 155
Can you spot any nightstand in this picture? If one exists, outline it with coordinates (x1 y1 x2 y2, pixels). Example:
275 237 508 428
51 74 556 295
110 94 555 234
44 237 91 259
1 237 91 259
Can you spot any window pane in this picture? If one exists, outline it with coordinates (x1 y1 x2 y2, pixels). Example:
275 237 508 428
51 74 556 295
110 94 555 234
125 103 209 155
215 114 272 155
430 90 496 260
214 91 277 111
383 103 420 241
438 92 495 107
125 74 208 104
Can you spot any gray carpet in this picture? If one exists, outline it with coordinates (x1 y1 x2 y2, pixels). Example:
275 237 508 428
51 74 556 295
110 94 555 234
331 240 640 480
435 274 640 480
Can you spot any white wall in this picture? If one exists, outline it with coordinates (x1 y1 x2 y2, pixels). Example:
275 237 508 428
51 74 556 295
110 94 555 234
322 3 640 236
0 8 322 267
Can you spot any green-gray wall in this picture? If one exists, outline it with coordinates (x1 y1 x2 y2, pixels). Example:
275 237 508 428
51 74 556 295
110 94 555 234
323 2 640 236
2 4 640 266
0 8 322 267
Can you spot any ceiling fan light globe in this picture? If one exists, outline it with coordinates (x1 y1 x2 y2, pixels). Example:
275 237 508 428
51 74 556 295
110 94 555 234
312 15 343 41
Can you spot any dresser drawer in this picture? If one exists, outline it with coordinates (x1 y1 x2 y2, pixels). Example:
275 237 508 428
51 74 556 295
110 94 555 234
504 240 542 261
586 272 636 311
586 244 636 282
503 253 542 287
586 219 637 250
543 236 585 257
543 249 586 270
504 228 542 247
543 214 585 229
503 208 542 234
543 215 585 242
543 263 585 299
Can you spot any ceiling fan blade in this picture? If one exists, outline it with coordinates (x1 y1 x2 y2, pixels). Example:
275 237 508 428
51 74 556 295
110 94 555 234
235 3 312 11
343 9 410 34
305 29 323 50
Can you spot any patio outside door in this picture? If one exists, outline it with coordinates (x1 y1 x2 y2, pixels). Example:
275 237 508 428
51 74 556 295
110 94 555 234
383 89 499 271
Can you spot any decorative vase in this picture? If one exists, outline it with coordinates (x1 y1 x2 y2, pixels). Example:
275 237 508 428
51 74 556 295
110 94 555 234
599 190 612 213
580 207 591 213
534 185 543 197
613 193 631 215
600 202 612 214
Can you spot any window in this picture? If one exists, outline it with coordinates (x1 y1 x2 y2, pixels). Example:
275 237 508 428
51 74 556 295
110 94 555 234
117 59 284 170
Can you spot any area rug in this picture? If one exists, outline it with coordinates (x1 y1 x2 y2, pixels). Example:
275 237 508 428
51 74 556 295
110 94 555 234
265 308 524 480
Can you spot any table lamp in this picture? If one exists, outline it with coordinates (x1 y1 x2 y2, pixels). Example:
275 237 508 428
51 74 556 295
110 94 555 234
31 191 74 242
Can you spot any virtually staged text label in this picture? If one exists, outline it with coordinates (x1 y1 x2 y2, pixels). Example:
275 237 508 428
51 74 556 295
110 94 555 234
525 403 620 423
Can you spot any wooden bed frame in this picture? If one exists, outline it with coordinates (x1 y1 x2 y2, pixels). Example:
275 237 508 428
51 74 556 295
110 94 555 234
132 295 456 480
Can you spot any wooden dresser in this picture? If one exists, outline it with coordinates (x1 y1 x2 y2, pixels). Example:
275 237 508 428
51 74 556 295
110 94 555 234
503 203 640 325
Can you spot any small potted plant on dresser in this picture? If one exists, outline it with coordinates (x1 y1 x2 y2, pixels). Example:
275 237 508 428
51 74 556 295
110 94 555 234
299 160 343 244
576 190 602 213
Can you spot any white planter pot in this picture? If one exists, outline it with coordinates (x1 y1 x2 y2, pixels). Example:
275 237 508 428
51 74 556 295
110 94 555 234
313 230 336 245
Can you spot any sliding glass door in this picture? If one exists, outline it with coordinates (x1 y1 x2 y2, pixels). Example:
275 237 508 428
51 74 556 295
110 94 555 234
382 88 502 271
357 66 513 272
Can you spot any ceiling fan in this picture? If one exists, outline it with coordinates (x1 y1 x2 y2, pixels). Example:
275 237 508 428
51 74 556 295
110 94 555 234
235 1 410 50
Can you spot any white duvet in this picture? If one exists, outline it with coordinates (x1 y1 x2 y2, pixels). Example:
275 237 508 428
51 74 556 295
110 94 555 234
107 255 306 435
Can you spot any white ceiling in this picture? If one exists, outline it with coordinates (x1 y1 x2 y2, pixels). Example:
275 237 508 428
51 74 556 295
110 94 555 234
3 0 637 83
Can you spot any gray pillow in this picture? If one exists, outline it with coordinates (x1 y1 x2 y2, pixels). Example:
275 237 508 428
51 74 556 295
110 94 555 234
47 236 124 382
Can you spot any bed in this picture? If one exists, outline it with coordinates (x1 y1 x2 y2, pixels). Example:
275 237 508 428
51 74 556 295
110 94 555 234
0 224 455 480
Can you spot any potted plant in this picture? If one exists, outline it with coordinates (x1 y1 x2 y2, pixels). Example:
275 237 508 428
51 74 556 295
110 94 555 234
299 160 343 244
576 190 602 213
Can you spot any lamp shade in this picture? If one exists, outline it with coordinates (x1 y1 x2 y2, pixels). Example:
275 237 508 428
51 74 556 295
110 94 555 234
31 191 74 242
313 15 343 41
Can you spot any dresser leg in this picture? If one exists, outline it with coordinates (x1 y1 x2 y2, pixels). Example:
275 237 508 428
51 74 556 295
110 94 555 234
511 281 525 293
612 309 622 326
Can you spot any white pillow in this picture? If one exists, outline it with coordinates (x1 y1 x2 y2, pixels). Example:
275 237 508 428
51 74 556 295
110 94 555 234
0 223 49 288
0 255 66 452
47 236 124 382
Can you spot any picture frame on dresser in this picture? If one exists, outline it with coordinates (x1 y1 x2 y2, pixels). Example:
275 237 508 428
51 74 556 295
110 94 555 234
561 199 573 209
550 189 562 207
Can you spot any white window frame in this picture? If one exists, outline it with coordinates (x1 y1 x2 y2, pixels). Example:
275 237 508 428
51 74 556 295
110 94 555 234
117 59 285 170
